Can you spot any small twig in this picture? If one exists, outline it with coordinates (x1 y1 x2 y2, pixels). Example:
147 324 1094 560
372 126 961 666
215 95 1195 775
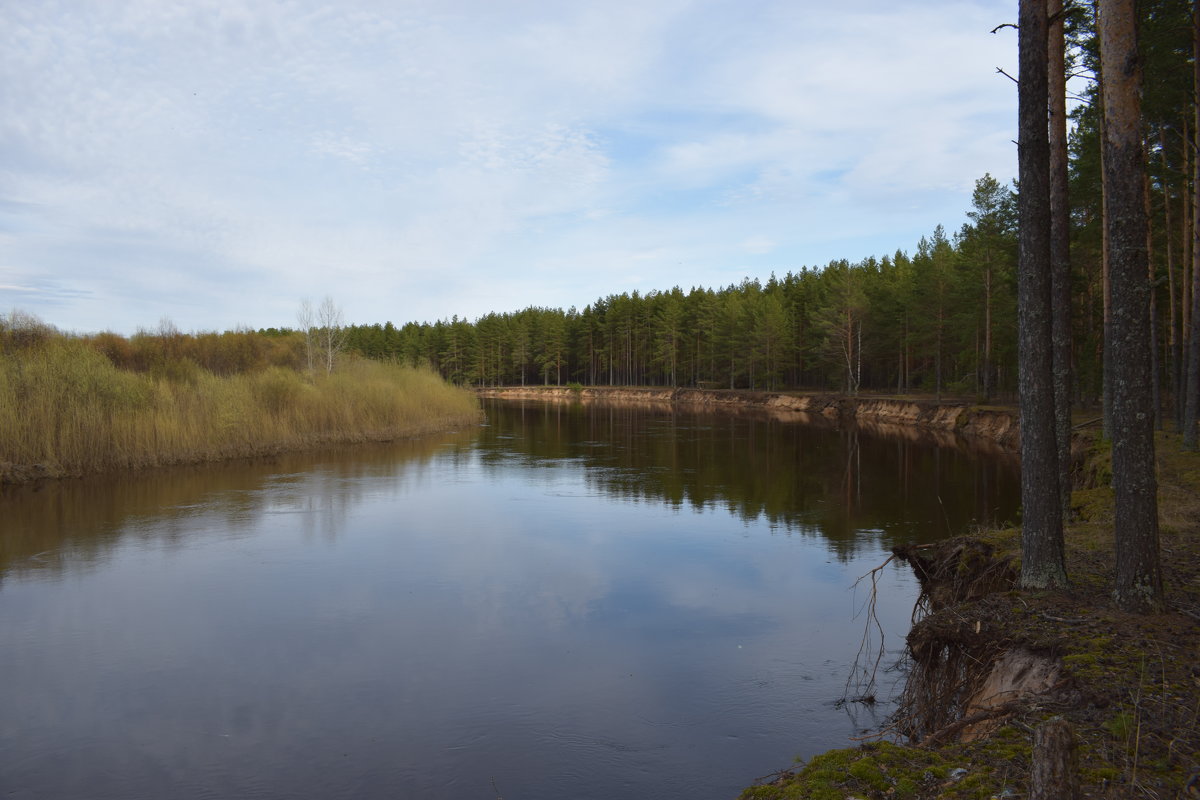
1039 613 1088 624
996 67 1018 84
750 767 798 786
991 22 1018 34
849 715 911 742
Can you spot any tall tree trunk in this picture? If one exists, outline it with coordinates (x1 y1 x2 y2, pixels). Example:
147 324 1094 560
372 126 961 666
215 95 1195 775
1161 128 1182 430
1184 116 1194 433
1018 0 1067 589
1145 171 1161 430
1096 0 1114 437
1098 0 1165 612
1186 0 1200 449
1049 0 1073 517
985 264 994 402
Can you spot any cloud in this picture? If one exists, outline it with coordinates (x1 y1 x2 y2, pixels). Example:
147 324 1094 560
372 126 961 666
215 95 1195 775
0 0 1019 333
741 236 776 256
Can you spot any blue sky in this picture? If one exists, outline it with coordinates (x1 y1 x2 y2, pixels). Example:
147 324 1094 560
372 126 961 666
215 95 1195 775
2 0 1019 335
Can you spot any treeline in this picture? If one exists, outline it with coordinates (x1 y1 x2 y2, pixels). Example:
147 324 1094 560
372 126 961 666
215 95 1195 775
342 182 1018 401
335 0 1196 425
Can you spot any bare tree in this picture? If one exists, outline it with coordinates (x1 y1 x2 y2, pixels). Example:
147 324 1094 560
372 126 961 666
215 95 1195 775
297 298 316 375
1018 0 1067 589
317 295 347 375
1098 0 1164 612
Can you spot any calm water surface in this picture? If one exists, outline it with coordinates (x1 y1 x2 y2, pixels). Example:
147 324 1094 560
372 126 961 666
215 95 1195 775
0 400 1019 800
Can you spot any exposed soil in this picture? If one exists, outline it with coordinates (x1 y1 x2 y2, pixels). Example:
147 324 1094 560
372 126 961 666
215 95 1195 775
740 427 1200 799
477 387 1021 453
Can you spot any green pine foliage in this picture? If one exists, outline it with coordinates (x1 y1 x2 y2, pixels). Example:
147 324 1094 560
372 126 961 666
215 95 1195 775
340 174 1023 398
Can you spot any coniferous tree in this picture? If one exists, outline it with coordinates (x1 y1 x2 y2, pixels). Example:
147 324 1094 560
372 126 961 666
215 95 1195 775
1017 0 1068 589
1098 0 1165 611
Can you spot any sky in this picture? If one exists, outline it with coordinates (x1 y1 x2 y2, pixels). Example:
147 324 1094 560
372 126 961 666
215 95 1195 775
1 0 1021 336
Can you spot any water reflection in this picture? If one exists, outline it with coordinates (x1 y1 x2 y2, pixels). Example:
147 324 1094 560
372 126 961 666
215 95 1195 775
0 431 474 581
475 400 1019 558
0 401 1019 800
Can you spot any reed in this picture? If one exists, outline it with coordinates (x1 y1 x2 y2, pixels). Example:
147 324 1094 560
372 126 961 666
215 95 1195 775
1 326 480 482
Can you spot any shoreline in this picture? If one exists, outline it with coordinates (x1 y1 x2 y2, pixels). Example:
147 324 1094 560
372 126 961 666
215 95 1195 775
477 385 1021 452
0 411 482 486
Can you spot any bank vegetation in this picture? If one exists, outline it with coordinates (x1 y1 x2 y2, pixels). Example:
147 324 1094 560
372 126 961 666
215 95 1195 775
0 312 480 483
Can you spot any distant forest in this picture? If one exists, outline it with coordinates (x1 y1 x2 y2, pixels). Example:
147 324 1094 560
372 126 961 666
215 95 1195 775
280 0 1193 414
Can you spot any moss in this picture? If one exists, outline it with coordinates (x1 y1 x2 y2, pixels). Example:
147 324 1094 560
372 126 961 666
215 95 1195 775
1083 766 1122 782
847 758 891 791
738 740 1026 800
1103 711 1135 740
1070 486 1114 524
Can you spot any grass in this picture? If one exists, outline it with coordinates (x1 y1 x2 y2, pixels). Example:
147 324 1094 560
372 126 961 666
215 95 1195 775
1 319 480 482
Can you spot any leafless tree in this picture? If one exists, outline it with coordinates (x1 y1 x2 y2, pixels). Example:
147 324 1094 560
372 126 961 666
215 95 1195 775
317 295 346 375
297 298 316 374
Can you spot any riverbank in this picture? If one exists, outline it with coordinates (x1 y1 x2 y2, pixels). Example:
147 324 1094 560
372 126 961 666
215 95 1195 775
476 386 1020 452
1 338 480 484
736 428 1200 799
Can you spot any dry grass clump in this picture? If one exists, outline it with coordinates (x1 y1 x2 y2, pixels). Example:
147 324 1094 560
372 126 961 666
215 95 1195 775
1 313 479 481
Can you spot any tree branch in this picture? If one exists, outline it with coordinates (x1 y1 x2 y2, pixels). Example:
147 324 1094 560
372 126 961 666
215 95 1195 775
997 67 1019 84
992 23 1019 34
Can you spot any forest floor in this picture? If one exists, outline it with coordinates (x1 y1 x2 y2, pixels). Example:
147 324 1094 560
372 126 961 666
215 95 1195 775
739 425 1200 800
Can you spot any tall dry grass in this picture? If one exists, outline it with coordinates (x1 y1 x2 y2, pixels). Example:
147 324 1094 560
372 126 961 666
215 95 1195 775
1 331 480 481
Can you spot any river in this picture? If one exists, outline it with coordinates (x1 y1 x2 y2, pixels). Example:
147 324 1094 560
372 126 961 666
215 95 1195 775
0 398 1019 800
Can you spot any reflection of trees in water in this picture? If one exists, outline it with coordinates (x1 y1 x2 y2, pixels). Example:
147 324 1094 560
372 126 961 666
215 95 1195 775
478 400 1020 560
0 432 470 580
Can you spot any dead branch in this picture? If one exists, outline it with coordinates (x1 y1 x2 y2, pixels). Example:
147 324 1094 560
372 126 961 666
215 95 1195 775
920 701 1021 747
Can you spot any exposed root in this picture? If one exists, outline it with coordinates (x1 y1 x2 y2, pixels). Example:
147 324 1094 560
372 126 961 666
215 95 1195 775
842 553 899 705
893 537 1017 614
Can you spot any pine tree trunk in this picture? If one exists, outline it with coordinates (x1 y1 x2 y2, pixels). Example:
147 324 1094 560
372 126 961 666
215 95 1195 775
1049 0 1073 516
1162 128 1181 430
1018 0 1067 589
985 265 994 402
1184 116 1194 432
1186 0 1200 449
1030 718 1079 800
1145 171 1161 430
1099 0 1165 612
1096 0 1114 437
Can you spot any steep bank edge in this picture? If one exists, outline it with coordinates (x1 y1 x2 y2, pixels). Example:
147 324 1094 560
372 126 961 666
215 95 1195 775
476 386 1020 451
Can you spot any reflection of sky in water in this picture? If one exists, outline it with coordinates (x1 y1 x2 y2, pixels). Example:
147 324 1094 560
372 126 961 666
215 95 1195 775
0 404 1015 800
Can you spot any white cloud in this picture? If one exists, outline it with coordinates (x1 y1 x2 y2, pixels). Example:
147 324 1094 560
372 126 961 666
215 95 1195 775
0 0 1018 333
741 236 776 256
